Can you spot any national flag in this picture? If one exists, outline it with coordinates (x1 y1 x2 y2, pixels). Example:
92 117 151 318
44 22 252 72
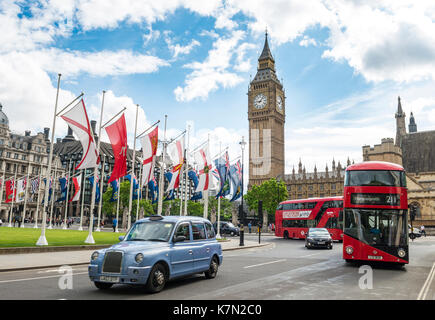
148 177 159 204
70 175 82 202
106 113 128 183
194 144 212 192
88 176 100 203
110 179 119 202
229 160 243 202
16 177 27 203
60 99 100 170
188 170 202 200
166 136 184 192
5 179 15 203
140 126 158 186
125 174 139 200
164 172 175 201
42 178 53 203
57 177 68 202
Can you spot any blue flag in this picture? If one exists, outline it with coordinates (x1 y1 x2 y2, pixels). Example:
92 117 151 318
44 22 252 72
164 172 175 201
56 177 68 202
215 152 230 198
110 180 119 202
188 170 202 200
42 178 52 203
148 178 159 204
88 176 100 203
229 161 242 202
125 174 139 200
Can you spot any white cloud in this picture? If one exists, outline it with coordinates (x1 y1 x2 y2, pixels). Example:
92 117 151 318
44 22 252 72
299 35 317 47
174 30 246 101
164 34 200 59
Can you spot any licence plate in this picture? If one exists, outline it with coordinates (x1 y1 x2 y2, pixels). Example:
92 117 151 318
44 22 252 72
368 255 383 260
100 275 120 283
317 241 325 244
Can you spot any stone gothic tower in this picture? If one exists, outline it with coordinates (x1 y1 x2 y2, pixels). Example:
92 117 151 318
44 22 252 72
395 96 406 147
248 32 285 187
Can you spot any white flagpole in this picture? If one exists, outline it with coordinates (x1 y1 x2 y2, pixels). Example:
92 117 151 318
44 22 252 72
78 170 85 231
48 162 58 229
33 164 43 228
203 134 210 219
7 165 18 227
127 104 139 230
85 90 105 244
96 155 106 232
62 159 72 229
37 73 61 246
136 154 143 222
157 115 167 216
217 142 221 238
115 178 120 233
20 158 32 228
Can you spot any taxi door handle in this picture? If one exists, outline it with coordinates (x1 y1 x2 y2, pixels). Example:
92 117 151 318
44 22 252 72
206 248 210 253
188 250 193 255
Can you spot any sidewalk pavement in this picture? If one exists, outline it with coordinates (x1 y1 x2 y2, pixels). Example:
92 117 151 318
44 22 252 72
0 238 270 272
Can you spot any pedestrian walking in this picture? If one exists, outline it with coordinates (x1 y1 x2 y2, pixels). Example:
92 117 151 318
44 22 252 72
112 218 117 232
420 225 426 237
248 222 252 233
0 218 3 226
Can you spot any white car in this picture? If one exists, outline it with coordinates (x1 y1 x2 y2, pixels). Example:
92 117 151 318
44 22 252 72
408 224 422 239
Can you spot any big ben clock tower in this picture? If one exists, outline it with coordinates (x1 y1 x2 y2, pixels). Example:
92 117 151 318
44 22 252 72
248 32 285 188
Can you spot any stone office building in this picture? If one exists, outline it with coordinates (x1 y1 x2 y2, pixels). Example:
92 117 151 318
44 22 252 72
363 97 435 227
0 103 65 222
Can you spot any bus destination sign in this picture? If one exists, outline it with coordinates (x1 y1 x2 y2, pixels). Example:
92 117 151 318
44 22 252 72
351 193 400 206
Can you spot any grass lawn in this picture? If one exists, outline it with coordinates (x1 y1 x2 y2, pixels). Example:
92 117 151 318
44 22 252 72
0 227 125 247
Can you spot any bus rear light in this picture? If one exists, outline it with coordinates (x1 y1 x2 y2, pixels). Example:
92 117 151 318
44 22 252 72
345 246 354 255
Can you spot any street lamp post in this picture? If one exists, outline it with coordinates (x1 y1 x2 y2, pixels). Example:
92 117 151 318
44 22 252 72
239 136 246 247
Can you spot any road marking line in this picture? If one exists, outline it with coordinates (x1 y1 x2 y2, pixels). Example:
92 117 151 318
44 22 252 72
299 253 323 258
244 259 286 269
417 262 435 300
0 272 88 284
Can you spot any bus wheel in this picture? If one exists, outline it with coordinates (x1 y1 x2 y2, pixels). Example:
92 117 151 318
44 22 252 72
284 231 289 239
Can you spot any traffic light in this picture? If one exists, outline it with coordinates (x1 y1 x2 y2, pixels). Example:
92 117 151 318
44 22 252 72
410 206 416 221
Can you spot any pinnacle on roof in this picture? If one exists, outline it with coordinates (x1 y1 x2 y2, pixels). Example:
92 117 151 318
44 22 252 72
397 96 403 114
258 29 274 62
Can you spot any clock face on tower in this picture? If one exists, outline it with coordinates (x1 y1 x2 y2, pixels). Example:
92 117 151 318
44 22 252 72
254 94 267 109
276 95 283 112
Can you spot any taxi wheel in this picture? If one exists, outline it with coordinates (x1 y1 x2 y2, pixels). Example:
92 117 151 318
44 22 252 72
94 282 113 290
205 256 219 279
230 231 235 236
145 263 167 293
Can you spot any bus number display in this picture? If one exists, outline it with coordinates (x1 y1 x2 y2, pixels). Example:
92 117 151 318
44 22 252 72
350 193 400 206
283 210 311 219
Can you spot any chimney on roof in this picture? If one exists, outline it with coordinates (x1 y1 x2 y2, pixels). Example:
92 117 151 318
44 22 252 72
44 127 50 141
25 130 31 136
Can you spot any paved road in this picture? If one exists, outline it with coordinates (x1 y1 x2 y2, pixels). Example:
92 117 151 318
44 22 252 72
0 235 434 300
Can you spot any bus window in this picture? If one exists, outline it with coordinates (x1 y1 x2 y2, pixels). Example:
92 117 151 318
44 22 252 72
306 202 317 209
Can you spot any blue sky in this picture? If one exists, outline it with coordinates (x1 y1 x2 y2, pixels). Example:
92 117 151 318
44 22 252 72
1 0 435 177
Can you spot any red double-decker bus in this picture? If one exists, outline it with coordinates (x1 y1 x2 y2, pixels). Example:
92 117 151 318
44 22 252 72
342 161 409 265
275 196 344 241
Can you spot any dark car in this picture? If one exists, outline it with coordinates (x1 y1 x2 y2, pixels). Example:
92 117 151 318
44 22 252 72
213 221 240 236
305 228 333 249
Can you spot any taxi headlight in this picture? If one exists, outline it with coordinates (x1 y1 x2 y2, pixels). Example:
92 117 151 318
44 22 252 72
91 251 99 261
345 246 354 255
135 253 144 263
398 248 406 258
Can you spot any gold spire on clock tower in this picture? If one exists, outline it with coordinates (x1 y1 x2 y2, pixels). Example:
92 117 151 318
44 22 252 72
248 31 285 188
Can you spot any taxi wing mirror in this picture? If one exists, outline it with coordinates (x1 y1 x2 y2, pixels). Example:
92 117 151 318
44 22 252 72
118 236 125 242
174 235 186 243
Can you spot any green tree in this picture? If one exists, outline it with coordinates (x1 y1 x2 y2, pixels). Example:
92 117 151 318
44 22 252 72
244 178 288 223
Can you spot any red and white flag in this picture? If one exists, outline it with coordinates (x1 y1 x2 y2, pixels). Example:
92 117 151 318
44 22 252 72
61 99 100 170
140 126 158 186
5 179 15 203
69 175 82 202
105 113 128 183
194 144 212 192
166 136 184 192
